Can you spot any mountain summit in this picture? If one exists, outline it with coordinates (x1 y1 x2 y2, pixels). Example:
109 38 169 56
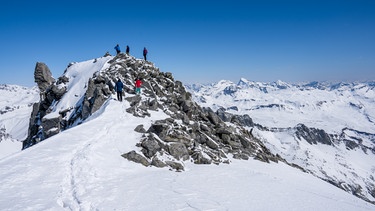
0 53 374 210
23 53 288 171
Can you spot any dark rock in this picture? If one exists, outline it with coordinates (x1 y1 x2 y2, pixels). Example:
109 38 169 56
34 62 55 93
151 156 167 168
57 75 69 84
165 161 184 171
134 125 146 133
168 142 189 161
295 124 332 145
125 95 142 106
122 151 150 167
192 151 212 164
207 109 222 125
206 138 219 150
141 137 161 158
41 114 61 138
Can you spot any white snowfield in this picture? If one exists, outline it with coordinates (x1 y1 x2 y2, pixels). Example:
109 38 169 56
0 99 374 211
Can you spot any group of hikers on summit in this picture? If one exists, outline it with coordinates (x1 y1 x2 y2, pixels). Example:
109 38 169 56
113 43 146 101
114 44 148 61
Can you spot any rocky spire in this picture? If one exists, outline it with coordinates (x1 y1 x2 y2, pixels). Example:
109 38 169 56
34 62 55 93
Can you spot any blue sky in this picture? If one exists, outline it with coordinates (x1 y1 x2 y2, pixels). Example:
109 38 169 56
1 0 374 87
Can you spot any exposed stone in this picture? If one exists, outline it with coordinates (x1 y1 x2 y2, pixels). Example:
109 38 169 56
151 156 167 168
122 151 149 167
168 142 189 161
192 151 212 164
134 125 146 133
34 62 55 93
141 137 161 158
165 161 184 171
41 115 61 138
295 124 332 145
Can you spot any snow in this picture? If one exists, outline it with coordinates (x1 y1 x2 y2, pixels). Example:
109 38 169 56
0 85 39 158
187 79 375 204
187 80 375 134
50 57 112 118
1 58 375 210
0 98 374 210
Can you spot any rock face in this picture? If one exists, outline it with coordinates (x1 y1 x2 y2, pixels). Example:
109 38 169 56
295 123 332 145
34 62 55 93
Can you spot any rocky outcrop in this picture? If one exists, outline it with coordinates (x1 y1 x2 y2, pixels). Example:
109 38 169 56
111 54 281 171
295 124 332 145
34 62 55 93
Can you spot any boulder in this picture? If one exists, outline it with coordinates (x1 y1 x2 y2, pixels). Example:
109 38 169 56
168 142 189 160
122 151 150 167
141 137 161 158
134 124 146 133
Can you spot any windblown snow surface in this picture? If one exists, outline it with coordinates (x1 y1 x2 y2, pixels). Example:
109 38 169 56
0 58 374 210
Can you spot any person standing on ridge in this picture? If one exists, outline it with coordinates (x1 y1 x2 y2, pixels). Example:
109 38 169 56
135 78 142 95
115 79 124 101
126 45 130 55
114 44 121 55
143 47 148 61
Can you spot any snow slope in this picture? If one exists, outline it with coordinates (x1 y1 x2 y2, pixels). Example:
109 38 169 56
0 97 374 210
0 85 39 158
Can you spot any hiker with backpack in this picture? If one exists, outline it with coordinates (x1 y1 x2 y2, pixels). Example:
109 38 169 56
135 78 142 95
115 79 124 101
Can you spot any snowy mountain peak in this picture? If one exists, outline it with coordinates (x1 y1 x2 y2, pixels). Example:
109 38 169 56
1 56 375 209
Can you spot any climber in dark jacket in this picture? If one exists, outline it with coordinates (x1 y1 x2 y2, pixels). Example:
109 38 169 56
143 47 148 61
126 45 130 55
114 44 121 55
114 79 124 101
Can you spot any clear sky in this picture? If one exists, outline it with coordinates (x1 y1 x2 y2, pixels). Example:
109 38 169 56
1 0 374 87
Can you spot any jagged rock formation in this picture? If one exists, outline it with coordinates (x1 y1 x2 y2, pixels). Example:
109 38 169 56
24 58 115 149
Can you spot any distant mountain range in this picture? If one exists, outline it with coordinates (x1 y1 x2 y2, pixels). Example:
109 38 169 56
186 78 375 203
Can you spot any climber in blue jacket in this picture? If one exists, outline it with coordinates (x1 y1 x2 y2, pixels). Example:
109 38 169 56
114 44 121 55
115 79 124 101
